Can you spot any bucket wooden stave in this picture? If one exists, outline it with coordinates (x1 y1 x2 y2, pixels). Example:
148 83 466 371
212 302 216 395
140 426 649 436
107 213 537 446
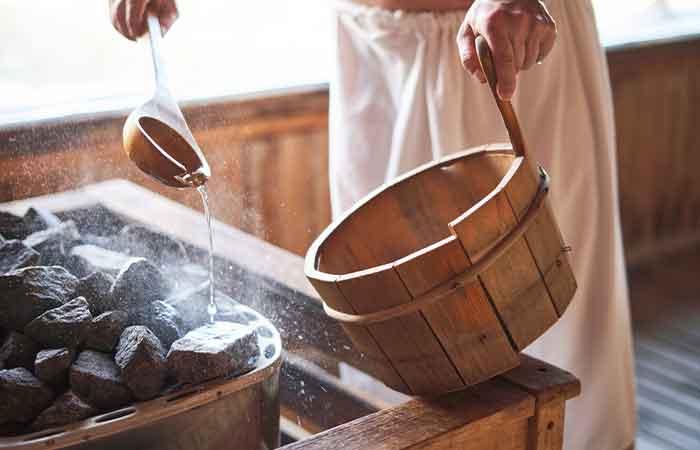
304 38 576 396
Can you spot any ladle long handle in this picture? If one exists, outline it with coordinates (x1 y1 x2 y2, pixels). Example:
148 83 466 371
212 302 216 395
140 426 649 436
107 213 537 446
147 12 169 91
475 35 528 158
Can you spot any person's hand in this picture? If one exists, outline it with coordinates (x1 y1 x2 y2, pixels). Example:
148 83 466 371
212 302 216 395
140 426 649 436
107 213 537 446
109 0 178 40
457 0 556 100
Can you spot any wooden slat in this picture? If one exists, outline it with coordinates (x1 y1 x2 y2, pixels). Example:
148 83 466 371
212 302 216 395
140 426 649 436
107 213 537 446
501 160 576 316
307 276 410 393
394 235 519 385
278 378 534 450
449 161 558 350
336 268 463 394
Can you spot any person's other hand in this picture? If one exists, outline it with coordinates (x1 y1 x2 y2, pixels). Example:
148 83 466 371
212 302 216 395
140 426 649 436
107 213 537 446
109 0 178 40
457 0 556 100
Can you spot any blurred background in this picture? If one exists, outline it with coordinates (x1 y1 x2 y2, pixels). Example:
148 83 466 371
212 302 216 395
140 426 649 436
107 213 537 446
1 2 700 449
1 0 699 123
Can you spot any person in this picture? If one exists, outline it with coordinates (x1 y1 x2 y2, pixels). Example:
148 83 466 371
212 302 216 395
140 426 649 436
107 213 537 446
109 1 636 449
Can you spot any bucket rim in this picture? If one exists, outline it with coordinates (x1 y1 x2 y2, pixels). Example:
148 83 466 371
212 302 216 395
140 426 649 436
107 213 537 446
305 143 521 282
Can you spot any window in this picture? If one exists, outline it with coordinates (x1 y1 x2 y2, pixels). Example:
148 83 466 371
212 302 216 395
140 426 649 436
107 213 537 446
593 0 700 47
1 1 698 125
0 0 332 124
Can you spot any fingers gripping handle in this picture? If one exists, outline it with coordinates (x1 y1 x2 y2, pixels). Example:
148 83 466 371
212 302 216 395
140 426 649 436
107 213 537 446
475 35 528 158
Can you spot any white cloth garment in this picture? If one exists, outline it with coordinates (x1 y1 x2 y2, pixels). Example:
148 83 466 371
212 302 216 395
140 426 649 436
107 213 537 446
329 1 636 449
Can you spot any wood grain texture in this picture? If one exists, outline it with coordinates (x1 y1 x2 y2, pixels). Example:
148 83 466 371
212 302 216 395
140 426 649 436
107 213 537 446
527 400 565 450
336 267 464 394
394 235 519 385
500 160 576 317
449 158 558 350
279 378 534 450
306 276 410 392
501 355 581 405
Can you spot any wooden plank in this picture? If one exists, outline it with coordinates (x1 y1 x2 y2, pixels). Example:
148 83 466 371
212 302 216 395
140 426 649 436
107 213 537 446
278 378 534 450
449 161 558 350
394 235 519 385
307 276 410 393
527 400 565 450
500 355 581 405
407 418 528 450
336 267 464 394
501 160 576 316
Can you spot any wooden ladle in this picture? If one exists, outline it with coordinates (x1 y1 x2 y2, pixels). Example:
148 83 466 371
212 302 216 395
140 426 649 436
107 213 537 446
123 13 211 188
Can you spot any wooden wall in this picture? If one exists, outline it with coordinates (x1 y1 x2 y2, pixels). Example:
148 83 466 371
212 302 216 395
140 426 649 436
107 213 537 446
1 37 699 266
0 87 330 256
608 38 700 265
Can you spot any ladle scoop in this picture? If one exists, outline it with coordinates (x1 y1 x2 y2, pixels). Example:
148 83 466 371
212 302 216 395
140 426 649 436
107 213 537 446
123 13 211 188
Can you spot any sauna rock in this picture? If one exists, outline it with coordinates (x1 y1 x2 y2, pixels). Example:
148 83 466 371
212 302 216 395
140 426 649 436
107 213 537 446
76 272 116 315
111 258 169 315
34 348 74 387
117 224 189 266
115 326 167 400
133 300 183 348
25 297 92 348
70 350 132 410
32 390 97 430
69 244 135 276
22 207 62 235
0 368 54 424
0 212 28 240
167 322 259 385
0 240 39 274
24 221 80 266
84 311 128 353
0 266 79 330
0 331 38 370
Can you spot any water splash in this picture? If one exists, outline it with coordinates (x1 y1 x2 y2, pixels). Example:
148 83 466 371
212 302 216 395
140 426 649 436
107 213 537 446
197 185 217 324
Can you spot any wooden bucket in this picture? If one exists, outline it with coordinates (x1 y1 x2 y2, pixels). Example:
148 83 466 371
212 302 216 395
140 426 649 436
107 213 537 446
304 37 577 395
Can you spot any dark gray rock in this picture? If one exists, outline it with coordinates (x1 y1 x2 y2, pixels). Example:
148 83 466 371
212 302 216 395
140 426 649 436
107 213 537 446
117 225 189 267
32 390 98 431
75 272 115 316
34 348 74 387
111 258 169 315
0 240 39 274
69 244 134 276
23 221 81 266
0 266 79 330
25 297 92 348
0 212 28 240
0 331 38 370
84 311 128 353
62 254 95 279
133 301 183 348
166 322 259 385
115 326 167 400
0 368 54 424
70 350 132 410
22 208 62 235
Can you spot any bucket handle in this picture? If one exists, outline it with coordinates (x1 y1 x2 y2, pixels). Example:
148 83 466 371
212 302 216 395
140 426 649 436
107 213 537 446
475 35 528 159
323 167 550 325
